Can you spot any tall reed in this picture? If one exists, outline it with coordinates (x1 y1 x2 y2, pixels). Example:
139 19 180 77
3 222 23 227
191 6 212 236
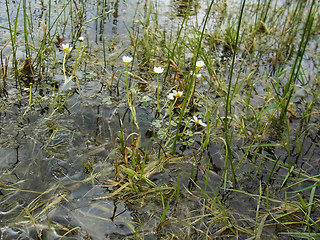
5 0 21 90
162 1 189 84
101 0 107 68
279 0 316 123
23 0 30 57
222 0 246 187
48 0 51 37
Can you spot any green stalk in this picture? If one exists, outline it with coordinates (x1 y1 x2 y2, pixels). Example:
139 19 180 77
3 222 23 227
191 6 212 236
27 0 34 45
69 0 73 41
125 64 129 98
171 0 214 154
265 156 280 188
46 212 51 240
162 1 189 84
102 0 107 68
159 194 169 224
49 0 72 42
255 0 260 26
47 89 72 119
261 0 272 23
48 0 51 37
23 0 30 57
284 117 291 166
306 186 316 233
223 0 246 187
6 0 21 89
72 40 82 77
34 9 47 80
156 74 160 112
294 101 314 161
125 63 139 129
167 99 176 133
63 52 68 82
280 0 316 123
28 83 32 106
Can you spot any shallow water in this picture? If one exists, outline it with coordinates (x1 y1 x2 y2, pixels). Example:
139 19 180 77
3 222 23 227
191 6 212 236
1 0 320 239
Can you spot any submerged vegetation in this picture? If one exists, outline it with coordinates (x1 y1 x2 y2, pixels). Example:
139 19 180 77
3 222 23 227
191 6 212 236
0 0 320 239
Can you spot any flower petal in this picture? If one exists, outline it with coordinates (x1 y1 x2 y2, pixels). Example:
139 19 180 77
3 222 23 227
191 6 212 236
167 93 174 100
154 66 164 74
196 60 205 69
122 56 133 64
62 43 72 52
199 120 207 127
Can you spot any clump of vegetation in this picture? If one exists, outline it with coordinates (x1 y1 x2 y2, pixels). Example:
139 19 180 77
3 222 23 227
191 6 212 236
0 0 319 239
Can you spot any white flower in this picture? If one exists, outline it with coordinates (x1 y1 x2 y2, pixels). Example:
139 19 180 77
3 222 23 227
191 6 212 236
167 90 183 100
78 36 84 42
154 66 164 74
122 56 133 64
190 70 202 78
62 43 72 52
196 60 205 70
191 116 207 127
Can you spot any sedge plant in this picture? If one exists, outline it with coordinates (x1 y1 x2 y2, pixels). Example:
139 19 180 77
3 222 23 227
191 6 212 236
222 0 246 188
279 0 316 124
5 0 21 89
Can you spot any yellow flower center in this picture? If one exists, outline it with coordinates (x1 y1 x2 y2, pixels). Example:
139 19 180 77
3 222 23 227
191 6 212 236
174 92 181 98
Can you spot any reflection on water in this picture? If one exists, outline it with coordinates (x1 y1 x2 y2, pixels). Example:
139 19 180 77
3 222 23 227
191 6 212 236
0 93 135 238
172 0 199 17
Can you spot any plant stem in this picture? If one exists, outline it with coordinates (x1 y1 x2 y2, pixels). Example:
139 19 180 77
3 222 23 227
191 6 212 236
28 83 32 106
72 41 82 77
223 0 246 187
126 64 129 98
6 0 21 90
63 52 68 82
156 74 160 112
280 0 316 123
23 0 30 57
167 99 176 134
171 0 214 154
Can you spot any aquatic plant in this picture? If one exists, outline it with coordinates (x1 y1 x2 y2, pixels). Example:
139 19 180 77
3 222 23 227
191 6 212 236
154 66 164 112
167 89 183 101
190 115 207 127
123 55 139 129
195 60 204 70
0 0 319 239
166 89 183 134
62 43 73 86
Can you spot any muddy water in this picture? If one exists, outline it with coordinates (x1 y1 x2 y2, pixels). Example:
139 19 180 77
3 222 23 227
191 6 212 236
0 1 143 239
0 0 320 239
